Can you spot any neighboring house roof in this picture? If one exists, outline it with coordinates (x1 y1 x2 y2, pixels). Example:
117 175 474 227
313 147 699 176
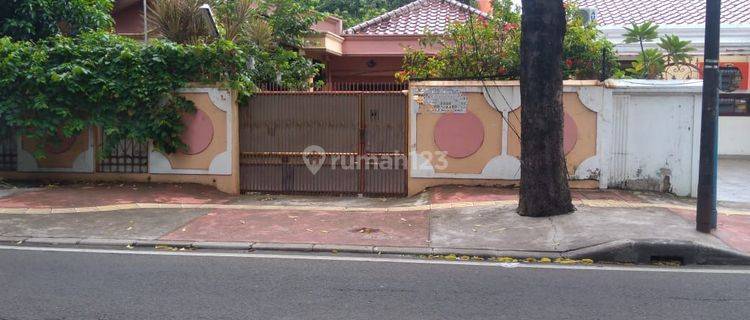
577 0 750 26
345 0 488 35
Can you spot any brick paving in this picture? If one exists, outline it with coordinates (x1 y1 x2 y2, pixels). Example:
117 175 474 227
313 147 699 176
162 209 429 247
0 183 231 209
0 183 748 256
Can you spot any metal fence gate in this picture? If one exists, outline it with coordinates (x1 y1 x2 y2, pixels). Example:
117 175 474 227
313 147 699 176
97 136 149 174
240 92 407 196
0 128 16 172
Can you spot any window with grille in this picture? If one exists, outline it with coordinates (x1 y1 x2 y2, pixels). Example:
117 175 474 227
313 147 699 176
98 138 149 173
720 94 750 117
0 132 16 171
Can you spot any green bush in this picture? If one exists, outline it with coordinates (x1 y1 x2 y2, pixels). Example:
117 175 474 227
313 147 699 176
0 32 251 156
397 0 520 82
210 0 324 90
622 22 696 79
398 0 618 81
562 4 618 80
0 0 114 41
246 45 323 90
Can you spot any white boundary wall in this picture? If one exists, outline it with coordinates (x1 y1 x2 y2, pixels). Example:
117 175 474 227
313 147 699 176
408 80 705 197
606 80 702 197
719 116 750 156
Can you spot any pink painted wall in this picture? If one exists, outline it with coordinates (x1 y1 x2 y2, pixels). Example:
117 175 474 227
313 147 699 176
326 56 405 83
311 16 344 35
326 35 443 83
477 0 493 14
342 36 439 56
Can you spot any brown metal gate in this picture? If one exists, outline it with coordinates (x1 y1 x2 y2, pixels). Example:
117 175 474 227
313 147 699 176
97 136 149 174
0 128 16 172
240 92 407 196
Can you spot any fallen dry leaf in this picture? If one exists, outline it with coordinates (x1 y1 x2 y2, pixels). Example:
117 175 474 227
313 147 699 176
353 227 379 234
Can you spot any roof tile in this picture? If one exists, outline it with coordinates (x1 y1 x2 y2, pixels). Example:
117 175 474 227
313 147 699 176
577 0 750 26
345 0 488 35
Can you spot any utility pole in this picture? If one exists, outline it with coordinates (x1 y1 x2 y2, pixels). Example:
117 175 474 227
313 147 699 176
696 0 721 233
143 0 148 42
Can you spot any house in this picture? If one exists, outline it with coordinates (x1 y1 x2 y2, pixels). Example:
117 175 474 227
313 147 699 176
578 0 750 87
577 0 750 156
112 0 217 40
111 0 492 89
304 0 492 89
112 0 146 39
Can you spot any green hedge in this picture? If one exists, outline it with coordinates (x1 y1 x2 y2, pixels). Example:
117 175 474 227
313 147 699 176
0 32 252 156
0 0 114 41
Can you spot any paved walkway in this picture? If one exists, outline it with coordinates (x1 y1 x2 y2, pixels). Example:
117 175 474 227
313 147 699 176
0 182 749 261
719 158 750 203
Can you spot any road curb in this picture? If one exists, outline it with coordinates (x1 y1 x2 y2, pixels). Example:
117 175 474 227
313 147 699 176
252 242 314 252
431 247 563 259
193 242 254 250
373 246 433 255
0 236 28 243
312 244 374 253
134 240 194 248
1 237 749 265
78 238 136 247
24 237 81 245
564 239 750 265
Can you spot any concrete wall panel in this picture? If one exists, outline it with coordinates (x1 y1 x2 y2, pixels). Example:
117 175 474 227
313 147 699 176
719 116 750 156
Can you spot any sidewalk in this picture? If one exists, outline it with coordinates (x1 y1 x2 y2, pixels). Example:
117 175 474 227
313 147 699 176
0 182 749 264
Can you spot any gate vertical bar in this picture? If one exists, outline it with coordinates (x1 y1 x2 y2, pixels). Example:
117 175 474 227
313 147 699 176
403 92 409 195
358 92 366 194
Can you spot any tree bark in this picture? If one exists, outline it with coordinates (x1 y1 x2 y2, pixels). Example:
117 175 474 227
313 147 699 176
517 0 575 217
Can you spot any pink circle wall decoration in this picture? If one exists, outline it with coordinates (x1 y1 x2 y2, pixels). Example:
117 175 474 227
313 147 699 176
563 112 579 155
180 110 214 155
433 112 485 159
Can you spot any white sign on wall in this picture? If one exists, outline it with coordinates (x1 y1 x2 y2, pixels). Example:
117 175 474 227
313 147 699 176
421 88 468 113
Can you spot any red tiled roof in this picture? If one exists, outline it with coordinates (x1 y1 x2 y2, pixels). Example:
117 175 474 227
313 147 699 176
345 0 488 35
577 0 750 26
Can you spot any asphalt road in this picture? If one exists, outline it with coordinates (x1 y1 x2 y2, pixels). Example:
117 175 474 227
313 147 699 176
1 247 750 320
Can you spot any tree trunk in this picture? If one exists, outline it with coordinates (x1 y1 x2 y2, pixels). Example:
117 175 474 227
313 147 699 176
517 0 575 217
